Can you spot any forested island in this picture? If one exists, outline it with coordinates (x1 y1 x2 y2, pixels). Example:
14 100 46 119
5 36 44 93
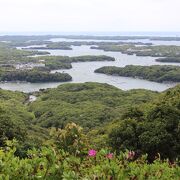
0 82 179 178
156 57 180 63
25 44 73 50
91 44 180 57
95 65 180 82
0 70 72 83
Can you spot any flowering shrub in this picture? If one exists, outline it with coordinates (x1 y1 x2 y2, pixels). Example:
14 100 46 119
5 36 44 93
0 144 179 179
0 123 179 179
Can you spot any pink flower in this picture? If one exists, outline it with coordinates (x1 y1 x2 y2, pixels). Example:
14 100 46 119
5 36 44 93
88 149 97 157
127 151 135 160
106 153 113 159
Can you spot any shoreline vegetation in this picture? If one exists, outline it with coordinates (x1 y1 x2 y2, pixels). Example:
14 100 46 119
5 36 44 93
95 65 180 83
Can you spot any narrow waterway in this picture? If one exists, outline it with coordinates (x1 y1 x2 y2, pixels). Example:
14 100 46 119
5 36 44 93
0 41 179 92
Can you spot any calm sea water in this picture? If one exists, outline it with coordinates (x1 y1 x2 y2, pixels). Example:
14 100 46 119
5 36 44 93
0 38 179 92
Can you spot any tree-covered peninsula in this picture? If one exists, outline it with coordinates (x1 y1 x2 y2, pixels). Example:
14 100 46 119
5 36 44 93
0 69 72 83
95 65 180 82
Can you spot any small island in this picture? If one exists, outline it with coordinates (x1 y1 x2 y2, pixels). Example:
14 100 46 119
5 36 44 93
24 44 73 50
70 55 115 62
156 57 180 63
95 65 180 83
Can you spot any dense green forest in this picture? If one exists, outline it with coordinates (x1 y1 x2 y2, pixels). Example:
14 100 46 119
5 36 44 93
29 82 157 129
95 65 180 82
0 82 180 178
0 88 49 155
0 70 72 83
89 84 180 161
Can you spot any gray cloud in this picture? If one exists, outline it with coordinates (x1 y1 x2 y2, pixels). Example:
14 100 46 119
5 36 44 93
0 0 179 32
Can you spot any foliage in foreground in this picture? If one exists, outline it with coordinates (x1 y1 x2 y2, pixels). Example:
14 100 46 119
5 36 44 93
0 123 179 180
0 89 49 157
89 84 180 162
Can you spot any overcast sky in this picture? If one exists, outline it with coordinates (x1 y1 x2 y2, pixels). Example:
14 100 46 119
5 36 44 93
0 0 180 33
